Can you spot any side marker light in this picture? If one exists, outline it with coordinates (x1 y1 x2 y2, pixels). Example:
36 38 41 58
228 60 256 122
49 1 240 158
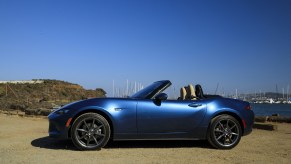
66 118 72 127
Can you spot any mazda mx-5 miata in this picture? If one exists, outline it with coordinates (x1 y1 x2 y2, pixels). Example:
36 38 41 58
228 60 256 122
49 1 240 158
48 80 254 150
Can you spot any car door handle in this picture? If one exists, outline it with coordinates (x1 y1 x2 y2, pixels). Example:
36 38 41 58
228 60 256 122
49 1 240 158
188 103 202 108
114 108 125 111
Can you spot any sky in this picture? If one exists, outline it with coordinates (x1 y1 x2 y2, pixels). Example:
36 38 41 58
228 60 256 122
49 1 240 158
1 0 291 96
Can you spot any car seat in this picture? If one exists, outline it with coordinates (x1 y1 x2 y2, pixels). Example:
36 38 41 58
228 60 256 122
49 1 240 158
179 87 186 100
185 84 197 100
195 84 205 99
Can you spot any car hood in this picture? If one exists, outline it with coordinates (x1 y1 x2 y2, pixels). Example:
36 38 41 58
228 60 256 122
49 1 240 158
62 97 135 110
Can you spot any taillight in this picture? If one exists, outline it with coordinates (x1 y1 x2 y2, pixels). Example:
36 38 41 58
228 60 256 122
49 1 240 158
245 105 252 110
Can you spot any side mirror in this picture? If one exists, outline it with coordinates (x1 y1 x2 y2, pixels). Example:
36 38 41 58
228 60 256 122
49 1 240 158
155 93 168 101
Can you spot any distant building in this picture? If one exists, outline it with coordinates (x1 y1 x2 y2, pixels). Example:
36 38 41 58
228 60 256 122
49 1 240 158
0 80 44 84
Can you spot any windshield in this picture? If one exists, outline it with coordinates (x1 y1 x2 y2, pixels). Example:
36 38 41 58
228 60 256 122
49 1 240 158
131 82 161 98
131 81 164 99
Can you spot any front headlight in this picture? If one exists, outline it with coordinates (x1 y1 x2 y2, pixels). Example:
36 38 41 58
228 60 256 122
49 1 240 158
53 108 70 115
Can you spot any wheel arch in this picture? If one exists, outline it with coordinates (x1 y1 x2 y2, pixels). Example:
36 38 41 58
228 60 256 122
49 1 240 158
68 109 114 139
210 111 244 135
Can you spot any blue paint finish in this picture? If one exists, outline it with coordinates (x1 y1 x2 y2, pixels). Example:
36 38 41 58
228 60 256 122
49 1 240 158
48 80 254 142
137 100 206 138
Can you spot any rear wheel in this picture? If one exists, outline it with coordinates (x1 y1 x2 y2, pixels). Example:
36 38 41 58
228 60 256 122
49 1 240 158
71 113 110 150
207 115 242 149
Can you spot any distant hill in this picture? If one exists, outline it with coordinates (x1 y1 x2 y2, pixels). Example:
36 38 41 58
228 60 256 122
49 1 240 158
0 79 106 112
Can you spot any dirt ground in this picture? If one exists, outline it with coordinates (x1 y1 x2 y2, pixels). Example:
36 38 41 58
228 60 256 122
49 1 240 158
0 114 290 164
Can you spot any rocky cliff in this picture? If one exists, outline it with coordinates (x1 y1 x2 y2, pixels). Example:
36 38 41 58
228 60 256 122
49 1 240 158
0 79 106 112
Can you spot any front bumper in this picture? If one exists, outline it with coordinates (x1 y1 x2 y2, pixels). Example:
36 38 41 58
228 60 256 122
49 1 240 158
48 112 71 139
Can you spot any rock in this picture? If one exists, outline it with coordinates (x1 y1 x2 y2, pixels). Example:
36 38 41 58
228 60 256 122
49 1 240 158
39 109 51 116
253 123 278 131
254 116 291 123
268 116 291 123
272 113 280 117
25 109 37 115
24 108 51 116
255 116 269 123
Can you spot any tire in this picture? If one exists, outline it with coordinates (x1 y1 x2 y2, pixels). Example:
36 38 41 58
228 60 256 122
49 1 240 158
71 113 110 150
207 114 242 149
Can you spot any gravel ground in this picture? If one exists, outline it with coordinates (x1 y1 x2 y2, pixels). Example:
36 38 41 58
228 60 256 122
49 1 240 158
0 114 290 164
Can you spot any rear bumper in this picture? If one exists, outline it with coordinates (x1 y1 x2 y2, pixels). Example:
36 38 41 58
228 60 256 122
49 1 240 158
243 110 255 136
243 126 252 136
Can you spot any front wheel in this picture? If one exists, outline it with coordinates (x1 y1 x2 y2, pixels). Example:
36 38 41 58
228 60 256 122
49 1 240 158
71 113 110 150
207 115 242 149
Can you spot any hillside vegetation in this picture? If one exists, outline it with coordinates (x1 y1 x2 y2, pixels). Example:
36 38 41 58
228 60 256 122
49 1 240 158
0 79 106 113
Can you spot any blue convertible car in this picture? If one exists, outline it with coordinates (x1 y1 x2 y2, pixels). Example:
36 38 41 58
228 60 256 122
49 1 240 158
48 80 254 150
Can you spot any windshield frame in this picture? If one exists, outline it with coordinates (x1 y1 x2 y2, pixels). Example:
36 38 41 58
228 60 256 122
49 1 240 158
130 80 171 99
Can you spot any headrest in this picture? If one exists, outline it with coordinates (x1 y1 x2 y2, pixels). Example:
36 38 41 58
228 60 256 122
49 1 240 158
180 87 186 100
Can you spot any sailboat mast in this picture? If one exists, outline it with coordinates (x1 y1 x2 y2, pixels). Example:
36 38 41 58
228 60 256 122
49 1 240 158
113 80 115 97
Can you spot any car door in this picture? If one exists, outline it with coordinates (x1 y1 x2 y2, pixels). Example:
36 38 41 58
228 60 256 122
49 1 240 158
137 99 207 139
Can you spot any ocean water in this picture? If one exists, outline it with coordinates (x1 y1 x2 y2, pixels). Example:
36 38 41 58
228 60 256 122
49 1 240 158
251 103 291 117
